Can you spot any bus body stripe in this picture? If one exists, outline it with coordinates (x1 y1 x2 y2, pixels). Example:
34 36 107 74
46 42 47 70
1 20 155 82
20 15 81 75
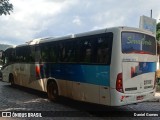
39 64 110 86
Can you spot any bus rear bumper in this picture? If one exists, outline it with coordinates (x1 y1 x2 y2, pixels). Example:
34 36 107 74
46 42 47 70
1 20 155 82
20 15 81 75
110 89 155 106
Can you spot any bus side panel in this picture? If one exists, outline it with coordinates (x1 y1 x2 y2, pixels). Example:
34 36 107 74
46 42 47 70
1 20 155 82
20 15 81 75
41 63 110 105
13 63 47 92
66 80 73 98
57 79 67 97
109 29 122 106
19 64 30 87
28 64 47 92
14 63 22 85
58 80 110 105
2 65 11 82
72 82 100 103
99 86 110 105
55 80 73 99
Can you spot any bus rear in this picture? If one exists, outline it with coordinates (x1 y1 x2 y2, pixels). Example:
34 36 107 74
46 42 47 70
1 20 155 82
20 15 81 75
111 28 157 106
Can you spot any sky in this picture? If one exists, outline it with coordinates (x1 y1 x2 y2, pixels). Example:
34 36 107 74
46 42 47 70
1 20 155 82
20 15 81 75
0 0 160 45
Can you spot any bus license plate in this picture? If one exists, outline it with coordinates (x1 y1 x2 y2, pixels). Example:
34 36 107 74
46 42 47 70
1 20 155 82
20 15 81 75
137 95 144 100
144 80 151 85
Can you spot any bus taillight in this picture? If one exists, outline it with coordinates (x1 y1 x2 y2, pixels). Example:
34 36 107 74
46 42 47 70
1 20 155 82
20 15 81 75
116 73 124 93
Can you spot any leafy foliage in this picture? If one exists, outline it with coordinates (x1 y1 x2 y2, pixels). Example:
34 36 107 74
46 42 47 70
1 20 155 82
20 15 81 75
157 22 160 41
0 0 13 15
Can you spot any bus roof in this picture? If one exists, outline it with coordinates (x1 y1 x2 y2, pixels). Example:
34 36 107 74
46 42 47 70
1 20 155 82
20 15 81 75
15 26 156 47
38 27 109 44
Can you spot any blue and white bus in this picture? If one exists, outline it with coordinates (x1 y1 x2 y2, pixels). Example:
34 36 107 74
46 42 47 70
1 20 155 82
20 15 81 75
2 26 157 106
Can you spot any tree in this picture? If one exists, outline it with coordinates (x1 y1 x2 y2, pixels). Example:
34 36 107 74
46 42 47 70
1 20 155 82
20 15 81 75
0 0 13 15
157 22 160 41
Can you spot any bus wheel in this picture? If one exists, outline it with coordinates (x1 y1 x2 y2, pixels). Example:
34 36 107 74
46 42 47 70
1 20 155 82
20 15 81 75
47 81 59 101
10 74 15 86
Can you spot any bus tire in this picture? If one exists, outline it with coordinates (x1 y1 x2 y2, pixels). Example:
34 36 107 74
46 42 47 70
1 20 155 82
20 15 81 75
9 74 15 87
47 81 59 101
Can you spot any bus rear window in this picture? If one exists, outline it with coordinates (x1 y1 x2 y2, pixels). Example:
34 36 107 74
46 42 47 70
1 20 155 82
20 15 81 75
121 32 156 55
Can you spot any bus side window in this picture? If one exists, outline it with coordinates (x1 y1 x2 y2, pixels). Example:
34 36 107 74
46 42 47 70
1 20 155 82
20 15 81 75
25 46 32 62
80 40 92 63
97 38 109 64
84 48 91 63
29 46 35 62
15 47 21 62
50 46 56 62
35 46 41 62
64 41 76 63
58 42 65 62
41 47 47 62
95 33 113 65
15 46 31 63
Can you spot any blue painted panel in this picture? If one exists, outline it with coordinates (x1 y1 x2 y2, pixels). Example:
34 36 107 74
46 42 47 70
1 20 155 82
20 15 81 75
139 62 156 72
40 64 110 86
131 62 156 78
